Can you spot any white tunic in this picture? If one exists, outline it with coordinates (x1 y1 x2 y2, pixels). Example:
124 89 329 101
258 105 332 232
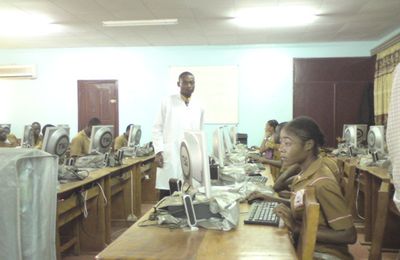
152 94 204 190
387 64 400 211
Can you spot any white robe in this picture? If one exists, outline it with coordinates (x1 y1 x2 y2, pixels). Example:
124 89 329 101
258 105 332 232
152 94 204 190
387 64 400 211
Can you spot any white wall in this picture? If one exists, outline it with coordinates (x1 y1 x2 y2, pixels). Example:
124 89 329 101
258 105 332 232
0 41 377 147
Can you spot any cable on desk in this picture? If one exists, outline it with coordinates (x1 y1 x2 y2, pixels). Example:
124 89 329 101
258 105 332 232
355 173 365 220
96 182 108 206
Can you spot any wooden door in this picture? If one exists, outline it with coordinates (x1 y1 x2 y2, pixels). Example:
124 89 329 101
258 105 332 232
78 80 119 137
293 57 375 147
293 82 335 146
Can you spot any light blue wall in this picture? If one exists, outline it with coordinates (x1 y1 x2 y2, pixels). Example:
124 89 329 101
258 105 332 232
0 41 377 148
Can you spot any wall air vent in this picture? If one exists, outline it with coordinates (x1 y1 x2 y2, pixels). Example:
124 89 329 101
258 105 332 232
0 65 37 79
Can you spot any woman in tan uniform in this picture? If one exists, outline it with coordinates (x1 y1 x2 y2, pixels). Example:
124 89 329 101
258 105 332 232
248 116 356 259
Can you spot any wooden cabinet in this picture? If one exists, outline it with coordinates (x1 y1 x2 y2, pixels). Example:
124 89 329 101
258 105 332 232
293 57 375 147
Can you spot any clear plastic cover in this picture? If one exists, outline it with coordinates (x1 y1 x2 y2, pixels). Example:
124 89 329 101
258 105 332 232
0 148 58 260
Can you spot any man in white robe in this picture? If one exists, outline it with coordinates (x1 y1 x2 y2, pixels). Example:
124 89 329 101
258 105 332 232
152 71 204 199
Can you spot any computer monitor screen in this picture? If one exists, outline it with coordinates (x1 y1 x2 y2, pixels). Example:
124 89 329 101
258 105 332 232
21 125 34 148
212 127 225 167
89 125 114 154
42 126 70 156
180 130 211 198
127 125 142 147
342 124 368 148
367 125 386 154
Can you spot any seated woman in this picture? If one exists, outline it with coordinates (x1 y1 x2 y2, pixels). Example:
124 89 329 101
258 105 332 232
259 119 279 159
250 122 301 184
248 116 356 260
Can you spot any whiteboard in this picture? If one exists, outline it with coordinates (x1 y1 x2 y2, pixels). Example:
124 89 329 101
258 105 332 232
169 66 238 124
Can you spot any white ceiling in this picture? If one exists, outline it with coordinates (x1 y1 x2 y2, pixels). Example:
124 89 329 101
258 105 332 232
0 0 400 48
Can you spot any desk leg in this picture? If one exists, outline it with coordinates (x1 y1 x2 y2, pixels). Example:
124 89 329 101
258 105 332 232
104 176 111 244
132 165 142 217
364 172 372 242
369 182 389 260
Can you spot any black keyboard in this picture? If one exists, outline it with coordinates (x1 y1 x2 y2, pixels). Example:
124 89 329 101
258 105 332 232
247 175 268 184
244 201 280 226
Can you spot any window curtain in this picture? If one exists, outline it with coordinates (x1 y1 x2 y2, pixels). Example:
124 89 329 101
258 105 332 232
374 42 400 125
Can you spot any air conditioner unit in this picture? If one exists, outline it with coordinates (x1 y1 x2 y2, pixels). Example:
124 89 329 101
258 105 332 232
0 65 37 79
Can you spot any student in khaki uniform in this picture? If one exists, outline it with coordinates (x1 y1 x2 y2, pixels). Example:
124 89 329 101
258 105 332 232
259 119 279 158
2 126 19 147
0 126 17 147
114 124 133 151
36 124 55 149
250 122 298 183
69 117 101 157
248 117 356 259
31 122 43 148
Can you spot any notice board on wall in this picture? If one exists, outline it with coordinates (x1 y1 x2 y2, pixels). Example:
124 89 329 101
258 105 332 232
170 66 239 124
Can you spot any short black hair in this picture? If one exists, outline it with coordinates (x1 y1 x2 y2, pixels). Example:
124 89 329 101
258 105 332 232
178 71 194 80
267 119 279 130
88 117 101 127
283 116 325 156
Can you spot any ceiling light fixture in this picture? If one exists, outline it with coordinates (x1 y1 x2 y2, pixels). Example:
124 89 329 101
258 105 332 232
233 7 317 28
102 19 178 27
0 12 62 36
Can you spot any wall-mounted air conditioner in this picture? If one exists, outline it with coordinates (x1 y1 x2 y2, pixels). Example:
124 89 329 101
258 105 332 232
0 65 37 79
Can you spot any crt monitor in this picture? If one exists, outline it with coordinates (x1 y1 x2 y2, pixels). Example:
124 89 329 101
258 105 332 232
21 125 34 148
180 130 211 198
367 125 386 154
42 126 70 157
212 127 225 167
127 125 142 147
342 124 368 148
222 126 234 153
88 125 114 154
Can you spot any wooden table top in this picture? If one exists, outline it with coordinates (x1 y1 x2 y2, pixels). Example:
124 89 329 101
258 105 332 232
96 202 296 260
58 155 154 194
96 165 297 260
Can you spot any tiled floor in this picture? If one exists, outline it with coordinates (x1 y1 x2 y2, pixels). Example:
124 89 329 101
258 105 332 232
63 204 400 260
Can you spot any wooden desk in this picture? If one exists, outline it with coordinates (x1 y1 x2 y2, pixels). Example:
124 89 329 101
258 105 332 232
96 167 297 260
57 155 155 259
356 165 400 259
96 203 296 260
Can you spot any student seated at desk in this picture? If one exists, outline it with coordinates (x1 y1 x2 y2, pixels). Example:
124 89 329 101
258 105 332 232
247 116 356 260
114 124 133 151
35 124 55 149
259 119 279 159
70 117 101 157
0 126 18 147
250 122 301 187
31 121 43 149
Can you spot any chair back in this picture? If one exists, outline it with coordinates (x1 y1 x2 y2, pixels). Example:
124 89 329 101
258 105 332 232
297 187 320 260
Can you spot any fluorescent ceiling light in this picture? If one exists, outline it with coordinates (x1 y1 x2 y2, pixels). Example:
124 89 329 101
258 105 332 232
233 7 317 28
102 19 178 27
0 12 62 36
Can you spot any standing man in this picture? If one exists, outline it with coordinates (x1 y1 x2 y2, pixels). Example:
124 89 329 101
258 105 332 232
152 71 204 199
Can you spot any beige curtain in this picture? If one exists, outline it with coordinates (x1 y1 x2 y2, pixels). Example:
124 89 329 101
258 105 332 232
374 42 400 125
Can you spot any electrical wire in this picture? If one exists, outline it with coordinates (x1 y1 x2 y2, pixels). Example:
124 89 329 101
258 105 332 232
355 173 365 220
